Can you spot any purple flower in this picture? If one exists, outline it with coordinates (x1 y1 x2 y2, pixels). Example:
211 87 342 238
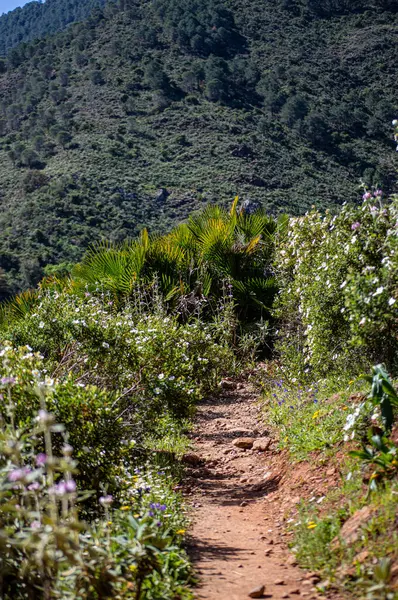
149 510 154 517
1 376 16 386
50 480 77 496
28 482 40 491
30 520 41 530
351 222 361 231
363 192 372 201
156 521 162 527
374 189 383 197
9 467 30 482
99 494 113 506
65 480 76 493
35 453 47 467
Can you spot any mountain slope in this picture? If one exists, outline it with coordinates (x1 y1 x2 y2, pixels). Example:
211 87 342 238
0 0 110 56
0 0 397 294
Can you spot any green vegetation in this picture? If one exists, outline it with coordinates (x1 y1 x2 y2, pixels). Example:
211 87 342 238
258 124 398 597
0 1 398 596
0 202 275 599
0 0 397 293
260 376 355 459
0 0 110 55
2 161 398 596
0 283 237 597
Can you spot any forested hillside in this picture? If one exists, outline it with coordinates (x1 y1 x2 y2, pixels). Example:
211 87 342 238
0 0 110 56
0 0 397 294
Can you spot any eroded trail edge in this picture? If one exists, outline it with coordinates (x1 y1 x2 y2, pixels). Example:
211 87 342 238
182 380 331 600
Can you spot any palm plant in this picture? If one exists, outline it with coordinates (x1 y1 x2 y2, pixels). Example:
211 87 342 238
0 288 39 327
71 230 149 297
183 198 279 318
12 199 281 322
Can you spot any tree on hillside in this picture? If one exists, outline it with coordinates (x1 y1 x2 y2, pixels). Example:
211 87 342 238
144 59 171 93
204 56 229 102
280 95 308 127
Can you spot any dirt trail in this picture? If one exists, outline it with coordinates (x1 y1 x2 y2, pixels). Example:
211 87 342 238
183 380 327 600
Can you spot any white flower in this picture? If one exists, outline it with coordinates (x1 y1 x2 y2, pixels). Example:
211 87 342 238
389 297 396 306
39 321 45 329
158 373 165 380
359 317 366 326
373 286 384 296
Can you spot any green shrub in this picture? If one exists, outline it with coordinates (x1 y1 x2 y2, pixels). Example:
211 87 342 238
274 192 398 378
0 393 192 599
0 345 131 499
2 287 236 418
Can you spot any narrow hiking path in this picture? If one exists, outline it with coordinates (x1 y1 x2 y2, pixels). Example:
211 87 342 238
182 378 334 600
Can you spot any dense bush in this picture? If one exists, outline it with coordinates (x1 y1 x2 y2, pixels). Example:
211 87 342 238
0 275 236 596
0 344 133 500
274 190 398 378
2 287 236 415
0 385 192 598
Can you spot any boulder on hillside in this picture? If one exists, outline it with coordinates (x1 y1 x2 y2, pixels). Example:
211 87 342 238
155 188 170 202
240 199 261 214
332 505 375 549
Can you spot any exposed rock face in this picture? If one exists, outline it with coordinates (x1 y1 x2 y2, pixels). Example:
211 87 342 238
332 505 375 549
241 199 261 214
155 188 169 202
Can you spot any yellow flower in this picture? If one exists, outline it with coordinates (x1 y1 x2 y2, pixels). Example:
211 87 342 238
312 411 320 419
176 529 186 535
120 506 130 511
307 522 317 529
342 406 348 410
349 380 354 385
107 521 112 526
129 565 137 572
134 514 140 518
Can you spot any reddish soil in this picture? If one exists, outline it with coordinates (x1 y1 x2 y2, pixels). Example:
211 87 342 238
182 379 341 600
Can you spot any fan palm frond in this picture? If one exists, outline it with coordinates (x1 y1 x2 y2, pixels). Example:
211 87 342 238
0 289 39 326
